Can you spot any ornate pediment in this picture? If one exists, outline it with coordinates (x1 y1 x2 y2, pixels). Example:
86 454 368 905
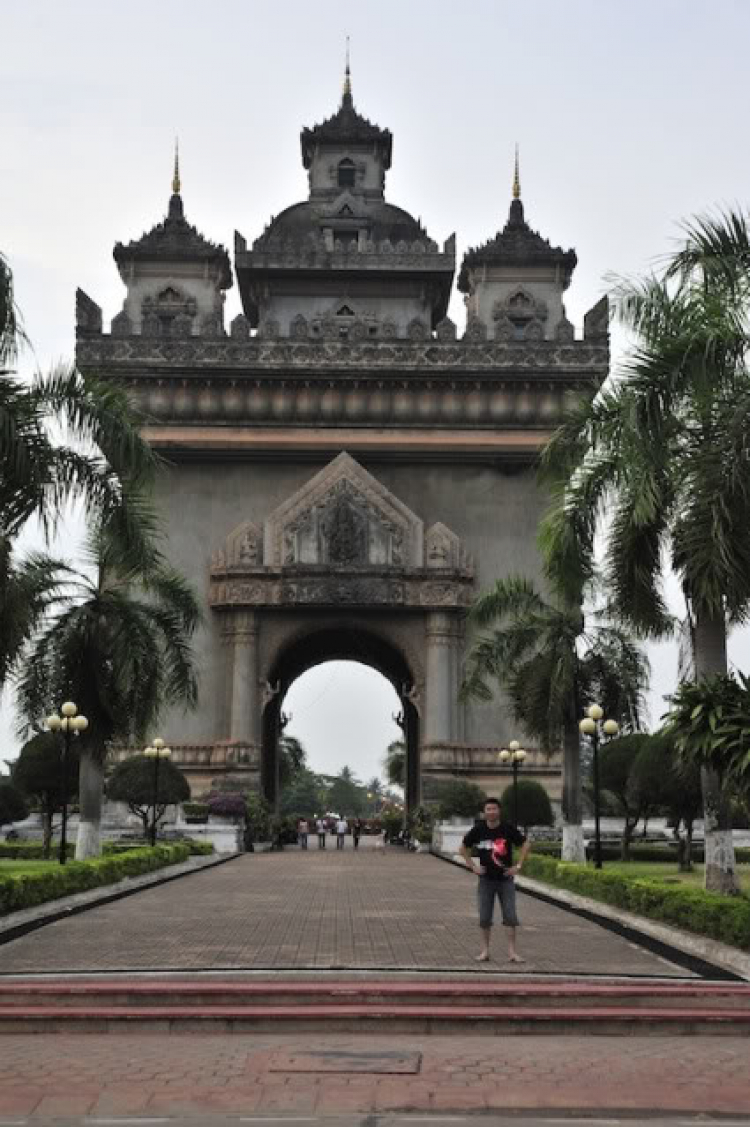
210 454 475 608
265 452 423 568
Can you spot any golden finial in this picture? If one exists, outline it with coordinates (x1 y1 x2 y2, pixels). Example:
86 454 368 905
172 138 181 195
512 144 521 200
343 37 352 99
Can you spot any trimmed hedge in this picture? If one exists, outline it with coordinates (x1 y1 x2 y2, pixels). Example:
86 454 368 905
530 841 750 864
523 853 750 950
103 838 213 857
0 842 75 860
0 843 191 916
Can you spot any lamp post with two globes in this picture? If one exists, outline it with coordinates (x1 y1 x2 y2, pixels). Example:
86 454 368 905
45 702 89 865
143 739 172 847
499 740 526 826
579 705 619 869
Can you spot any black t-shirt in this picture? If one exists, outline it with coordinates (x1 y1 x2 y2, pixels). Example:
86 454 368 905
462 821 526 880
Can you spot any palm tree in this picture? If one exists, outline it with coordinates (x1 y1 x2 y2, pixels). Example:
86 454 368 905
461 576 648 862
16 525 200 858
384 739 406 789
542 209 750 892
1 251 160 687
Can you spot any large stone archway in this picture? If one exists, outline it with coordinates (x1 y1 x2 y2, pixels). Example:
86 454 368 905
208 452 472 811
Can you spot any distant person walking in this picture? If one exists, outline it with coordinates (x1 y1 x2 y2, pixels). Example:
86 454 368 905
316 817 326 849
459 797 529 964
297 818 309 850
352 818 363 849
336 817 348 850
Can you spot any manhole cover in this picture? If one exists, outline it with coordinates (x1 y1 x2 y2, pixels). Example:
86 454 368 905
270 1050 422 1074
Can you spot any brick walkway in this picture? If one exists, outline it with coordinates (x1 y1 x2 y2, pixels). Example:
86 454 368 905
0 850 693 975
0 1031 748 1117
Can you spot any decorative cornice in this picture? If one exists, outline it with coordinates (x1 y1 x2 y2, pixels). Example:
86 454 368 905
209 567 474 610
76 334 608 376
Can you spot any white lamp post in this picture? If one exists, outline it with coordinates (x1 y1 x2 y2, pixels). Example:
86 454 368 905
143 738 172 846
579 705 620 869
499 740 527 826
45 702 89 865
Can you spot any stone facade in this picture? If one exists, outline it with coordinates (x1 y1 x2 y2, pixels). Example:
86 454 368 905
77 71 608 807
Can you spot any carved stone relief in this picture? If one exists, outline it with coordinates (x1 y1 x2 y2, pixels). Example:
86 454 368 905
265 452 424 568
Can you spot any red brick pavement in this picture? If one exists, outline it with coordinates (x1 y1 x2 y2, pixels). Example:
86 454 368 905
0 1032 748 1116
0 850 697 974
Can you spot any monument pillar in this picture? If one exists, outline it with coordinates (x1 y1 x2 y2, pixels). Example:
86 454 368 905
424 611 458 743
226 609 259 745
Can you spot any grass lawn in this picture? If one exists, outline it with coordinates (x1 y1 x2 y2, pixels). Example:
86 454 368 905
0 859 61 876
603 860 750 896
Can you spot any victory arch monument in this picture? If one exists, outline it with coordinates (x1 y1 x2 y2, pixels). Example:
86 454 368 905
76 69 608 811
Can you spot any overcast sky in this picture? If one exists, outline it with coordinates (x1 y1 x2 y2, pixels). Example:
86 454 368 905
2 0 749 783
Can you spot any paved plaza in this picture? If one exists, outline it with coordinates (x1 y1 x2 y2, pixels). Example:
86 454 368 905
0 1031 748 1119
1 848 696 975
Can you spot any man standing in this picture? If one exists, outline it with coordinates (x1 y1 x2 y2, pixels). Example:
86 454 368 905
298 818 309 850
315 816 326 849
336 816 348 849
459 797 529 964
352 817 363 849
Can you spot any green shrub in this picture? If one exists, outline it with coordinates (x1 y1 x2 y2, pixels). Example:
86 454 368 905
102 838 212 857
0 842 75 860
523 854 750 950
528 841 750 864
0 843 191 916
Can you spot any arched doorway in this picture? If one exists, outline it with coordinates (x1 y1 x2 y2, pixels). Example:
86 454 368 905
261 626 420 813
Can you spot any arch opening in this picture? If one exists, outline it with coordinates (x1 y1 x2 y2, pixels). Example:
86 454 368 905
261 627 420 815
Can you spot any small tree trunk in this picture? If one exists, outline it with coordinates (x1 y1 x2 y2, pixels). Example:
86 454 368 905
693 608 739 894
561 717 585 863
75 751 104 860
41 805 53 860
621 821 633 862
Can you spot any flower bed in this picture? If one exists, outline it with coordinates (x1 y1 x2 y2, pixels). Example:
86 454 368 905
524 853 750 950
0 843 192 916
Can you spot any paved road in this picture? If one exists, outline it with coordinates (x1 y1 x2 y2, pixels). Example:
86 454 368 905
0 851 694 976
0 1031 748 1118
8 1118 750 1127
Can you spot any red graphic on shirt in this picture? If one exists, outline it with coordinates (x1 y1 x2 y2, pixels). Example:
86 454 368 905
491 837 508 865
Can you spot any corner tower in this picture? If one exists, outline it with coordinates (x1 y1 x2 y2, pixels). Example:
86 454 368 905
458 151 578 341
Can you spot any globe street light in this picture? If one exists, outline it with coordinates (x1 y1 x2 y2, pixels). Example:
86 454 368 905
499 740 527 827
143 738 172 847
579 705 620 870
45 702 89 865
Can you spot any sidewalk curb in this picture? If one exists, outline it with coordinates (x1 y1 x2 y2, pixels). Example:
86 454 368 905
0 852 241 951
431 848 747 982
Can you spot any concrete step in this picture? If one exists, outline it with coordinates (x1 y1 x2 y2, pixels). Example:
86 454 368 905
0 978 748 1011
1 1001 749 1035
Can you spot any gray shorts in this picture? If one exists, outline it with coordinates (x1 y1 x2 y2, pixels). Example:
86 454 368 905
477 875 520 928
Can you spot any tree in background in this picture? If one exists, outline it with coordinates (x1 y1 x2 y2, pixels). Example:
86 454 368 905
461 577 648 863
543 209 750 892
423 777 486 822
278 735 306 789
12 732 79 857
16 524 200 859
327 765 365 816
384 739 405 790
106 754 190 838
500 779 554 834
0 780 27 831
280 768 324 818
631 732 702 871
1 251 161 692
598 734 671 860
